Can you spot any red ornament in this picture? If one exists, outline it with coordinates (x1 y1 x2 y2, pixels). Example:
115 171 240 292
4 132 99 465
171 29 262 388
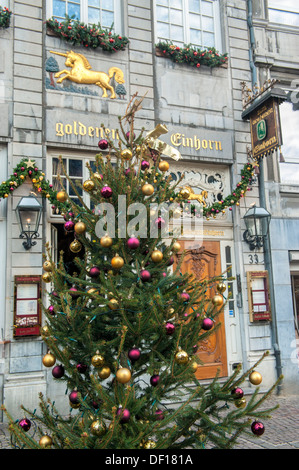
64 220 74 231
251 421 265 436
69 390 80 405
155 217 165 228
69 287 79 297
98 139 109 150
202 318 213 330
19 418 31 432
141 160 150 170
231 387 244 398
128 348 141 363
181 292 190 302
155 409 164 420
76 363 88 373
127 237 140 249
150 374 160 387
48 305 55 315
117 407 130 423
165 322 175 335
140 269 151 282
52 364 64 378
101 186 113 198
89 266 100 278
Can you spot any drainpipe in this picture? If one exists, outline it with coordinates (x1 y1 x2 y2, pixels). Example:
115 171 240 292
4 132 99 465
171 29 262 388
247 0 283 393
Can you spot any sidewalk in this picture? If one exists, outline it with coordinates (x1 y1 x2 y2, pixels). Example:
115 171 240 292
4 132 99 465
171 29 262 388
0 394 298 449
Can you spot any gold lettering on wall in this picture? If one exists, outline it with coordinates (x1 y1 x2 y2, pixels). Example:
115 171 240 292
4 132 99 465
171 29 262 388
170 133 223 152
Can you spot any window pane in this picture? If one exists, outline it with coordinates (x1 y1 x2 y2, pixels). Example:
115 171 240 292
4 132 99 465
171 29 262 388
53 0 66 18
88 0 99 6
171 24 184 42
269 9 299 26
202 16 214 32
269 0 299 12
69 180 83 196
103 0 114 9
88 7 100 23
157 5 169 22
157 21 170 39
102 10 114 27
69 159 83 177
68 2 80 20
190 28 202 45
189 0 200 14
172 0 183 8
189 12 201 29
170 8 183 25
201 0 213 16
157 0 169 5
202 31 215 47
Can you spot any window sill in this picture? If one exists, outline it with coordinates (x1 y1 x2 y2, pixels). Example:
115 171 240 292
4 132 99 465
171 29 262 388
155 47 228 69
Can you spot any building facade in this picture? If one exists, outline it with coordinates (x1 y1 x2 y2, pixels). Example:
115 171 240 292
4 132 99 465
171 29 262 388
0 0 298 420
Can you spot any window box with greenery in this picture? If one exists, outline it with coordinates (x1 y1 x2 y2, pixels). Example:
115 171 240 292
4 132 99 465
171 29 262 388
0 6 12 28
156 41 228 69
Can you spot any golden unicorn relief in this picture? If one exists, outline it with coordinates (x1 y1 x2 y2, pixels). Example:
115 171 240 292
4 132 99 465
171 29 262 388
50 50 125 99
180 186 208 206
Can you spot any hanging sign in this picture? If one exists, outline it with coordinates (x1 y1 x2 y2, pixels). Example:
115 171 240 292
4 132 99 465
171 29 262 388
14 275 42 337
247 271 271 322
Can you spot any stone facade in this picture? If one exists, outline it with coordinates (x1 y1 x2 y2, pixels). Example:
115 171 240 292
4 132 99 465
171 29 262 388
0 0 298 421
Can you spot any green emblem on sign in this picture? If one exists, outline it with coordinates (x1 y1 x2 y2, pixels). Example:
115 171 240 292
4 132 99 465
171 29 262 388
257 119 267 140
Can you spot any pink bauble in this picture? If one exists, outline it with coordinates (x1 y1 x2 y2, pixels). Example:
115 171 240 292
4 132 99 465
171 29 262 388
126 131 135 140
141 160 150 170
64 220 74 231
98 139 109 150
150 374 160 387
19 418 31 432
89 266 100 278
127 237 140 249
155 217 165 228
167 256 174 266
202 318 213 330
76 363 88 373
128 348 141 363
231 387 244 398
48 305 55 315
52 364 64 378
101 186 113 198
125 168 136 176
69 390 80 405
165 322 175 335
181 292 190 302
51 291 58 298
155 409 164 420
117 407 130 423
251 421 265 436
140 269 151 282
69 287 79 297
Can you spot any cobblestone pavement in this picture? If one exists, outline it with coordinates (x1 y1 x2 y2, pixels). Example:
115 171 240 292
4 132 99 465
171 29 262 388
0 394 298 449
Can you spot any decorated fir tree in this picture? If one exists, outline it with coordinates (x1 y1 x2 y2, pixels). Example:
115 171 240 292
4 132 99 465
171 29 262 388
3 99 282 450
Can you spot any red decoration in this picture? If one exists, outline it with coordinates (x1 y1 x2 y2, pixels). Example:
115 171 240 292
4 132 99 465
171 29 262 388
251 421 265 436
98 139 109 150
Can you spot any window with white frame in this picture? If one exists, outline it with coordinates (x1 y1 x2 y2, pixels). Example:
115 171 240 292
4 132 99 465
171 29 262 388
48 0 121 31
268 0 299 27
155 0 222 50
278 88 299 184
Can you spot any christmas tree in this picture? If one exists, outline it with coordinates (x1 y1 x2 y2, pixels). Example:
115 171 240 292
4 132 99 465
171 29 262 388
3 97 282 450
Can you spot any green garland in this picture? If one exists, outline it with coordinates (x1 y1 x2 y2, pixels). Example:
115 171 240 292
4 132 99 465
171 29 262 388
0 159 70 213
0 6 12 28
46 15 129 52
156 41 228 69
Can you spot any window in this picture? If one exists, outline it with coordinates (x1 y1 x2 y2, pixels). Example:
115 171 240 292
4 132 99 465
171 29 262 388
278 88 299 184
155 0 222 50
268 0 299 27
48 0 121 31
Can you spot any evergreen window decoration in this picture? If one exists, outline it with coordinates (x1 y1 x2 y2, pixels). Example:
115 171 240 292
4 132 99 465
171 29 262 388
46 15 129 52
0 6 12 28
156 41 228 69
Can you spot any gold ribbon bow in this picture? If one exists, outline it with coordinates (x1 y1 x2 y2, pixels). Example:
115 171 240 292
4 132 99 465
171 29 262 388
145 124 182 161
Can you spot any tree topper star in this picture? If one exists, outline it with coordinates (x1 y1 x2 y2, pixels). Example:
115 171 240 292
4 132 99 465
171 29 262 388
25 159 35 169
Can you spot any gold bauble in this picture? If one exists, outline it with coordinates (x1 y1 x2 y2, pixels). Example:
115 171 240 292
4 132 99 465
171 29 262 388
234 397 246 409
74 221 86 234
98 366 111 380
40 325 50 337
175 349 189 365
108 298 119 310
116 367 131 384
191 361 198 372
83 179 95 192
93 172 102 182
42 353 56 367
100 235 113 247
180 187 191 200
70 239 82 253
173 208 182 219
43 260 53 272
121 148 133 161
111 255 124 270
87 288 99 296
167 307 175 315
151 249 163 263
249 371 262 385
172 241 181 252
39 434 52 448
56 190 68 202
142 183 154 196
217 282 226 294
91 353 105 368
158 161 170 172
90 419 106 437
143 439 156 449
42 272 52 283
212 294 223 307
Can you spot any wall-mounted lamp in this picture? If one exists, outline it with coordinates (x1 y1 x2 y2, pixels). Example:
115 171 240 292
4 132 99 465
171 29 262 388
16 196 42 250
243 204 271 251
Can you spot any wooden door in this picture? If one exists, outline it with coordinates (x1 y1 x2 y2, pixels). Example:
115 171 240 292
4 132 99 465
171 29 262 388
176 240 228 379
